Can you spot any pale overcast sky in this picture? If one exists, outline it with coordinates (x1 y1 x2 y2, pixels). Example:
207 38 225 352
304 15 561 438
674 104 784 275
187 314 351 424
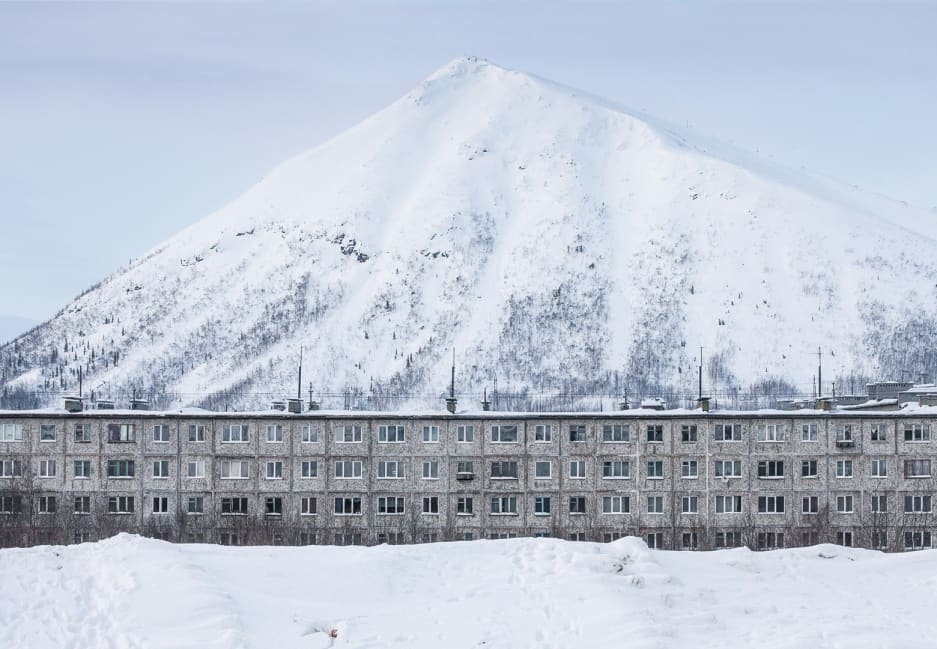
1 0 935 336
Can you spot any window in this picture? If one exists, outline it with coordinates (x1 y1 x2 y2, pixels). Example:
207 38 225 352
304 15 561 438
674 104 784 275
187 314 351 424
802 530 820 546
221 424 248 443
646 425 663 442
73 495 91 514
74 424 91 443
904 423 930 442
334 460 362 479
73 460 91 479
533 496 552 514
682 532 699 550
870 494 887 513
264 496 283 516
757 460 784 479
456 461 474 476
904 459 932 478
220 460 249 479
422 496 439 514
837 424 854 442
836 531 853 547
378 425 406 443
377 460 404 479
714 423 741 441
152 425 170 443
715 531 740 548
680 425 698 443
39 425 56 442
152 460 170 478
334 532 362 546
836 460 853 478
836 495 854 513
301 460 318 478
715 495 742 513
646 460 664 479
801 460 818 478
187 424 205 442
491 461 518 479
377 496 405 514
221 497 249 515
107 423 135 443
265 424 283 442
681 495 699 513
871 531 887 549
152 497 169 513
713 460 742 478
602 495 630 514
646 532 664 549
870 424 885 442
490 496 517 515
0 459 22 477
301 497 317 515
38 459 56 478
490 425 518 443
758 495 785 513
602 424 629 442
106 459 134 478
37 495 56 514
301 425 319 443
758 423 783 442
456 425 474 442
569 460 586 479
333 496 362 515
757 532 784 550
681 460 698 479
602 460 630 479
186 461 205 478
905 531 932 550
801 423 818 442
422 425 439 442
569 496 587 514
333 425 362 443
187 496 204 514
569 425 587 442
265 461 283 479
871 458 887 478
904 494 932 513
457 496 474 515
802 495 819 514
0 423 24 441
422 460 439 479
534 461 552 479
107 496 135 514
647 496 664 514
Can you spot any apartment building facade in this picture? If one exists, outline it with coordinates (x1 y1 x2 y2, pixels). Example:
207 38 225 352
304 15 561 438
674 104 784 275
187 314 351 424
1 408 936 551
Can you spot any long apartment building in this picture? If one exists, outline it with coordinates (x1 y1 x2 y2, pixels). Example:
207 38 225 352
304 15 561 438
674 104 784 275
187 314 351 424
1 404 937 551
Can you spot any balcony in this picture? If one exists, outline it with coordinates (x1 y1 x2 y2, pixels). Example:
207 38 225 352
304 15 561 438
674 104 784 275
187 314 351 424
456 472 475 481
835 439 855 449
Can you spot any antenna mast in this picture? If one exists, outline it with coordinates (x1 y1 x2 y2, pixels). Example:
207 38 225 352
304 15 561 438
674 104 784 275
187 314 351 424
297 346 303 400
817 346 823 397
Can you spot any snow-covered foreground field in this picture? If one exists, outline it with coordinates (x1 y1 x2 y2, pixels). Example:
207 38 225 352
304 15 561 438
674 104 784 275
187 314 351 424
1 535 934 649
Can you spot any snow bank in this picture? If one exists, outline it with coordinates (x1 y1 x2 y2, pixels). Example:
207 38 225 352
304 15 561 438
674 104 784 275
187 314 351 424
1 534 935 648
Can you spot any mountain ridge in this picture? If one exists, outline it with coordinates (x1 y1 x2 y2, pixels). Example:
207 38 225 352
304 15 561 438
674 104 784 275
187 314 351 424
3 56 937 410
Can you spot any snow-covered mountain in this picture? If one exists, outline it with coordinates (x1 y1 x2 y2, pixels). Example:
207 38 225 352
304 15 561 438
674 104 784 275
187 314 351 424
4 57 937 409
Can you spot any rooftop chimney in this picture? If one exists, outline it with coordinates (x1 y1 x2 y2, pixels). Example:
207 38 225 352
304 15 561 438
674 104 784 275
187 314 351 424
481 387 491 412
696 397 711 412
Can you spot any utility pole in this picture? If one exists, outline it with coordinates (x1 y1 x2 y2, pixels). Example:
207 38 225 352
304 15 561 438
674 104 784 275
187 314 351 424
297 346 303 400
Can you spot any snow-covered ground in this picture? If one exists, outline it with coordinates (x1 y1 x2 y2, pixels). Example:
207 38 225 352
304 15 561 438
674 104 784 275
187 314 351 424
2 534 934 649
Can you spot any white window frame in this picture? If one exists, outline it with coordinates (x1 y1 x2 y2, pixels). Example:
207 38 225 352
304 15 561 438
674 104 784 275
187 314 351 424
221 424 248 443
681 495 699 514
301 425 319 443
422 460 439 479
836 494 854 513
422 425 439 443
152 460 170 479
220 460 249 479
871 458 887 478
647 495 664 514
569 460 586 479
836 459 853 478
265 424 283 443
534 424 552 442
187 424 206 442
186 461 206 478
333 425 362 443
602 460 630 479
681 460 698 479
490 425 518 443
265 460 283 480
602 495 630 514
152 424 170 443
534 461 551 479
378 425 406 443
490 495 518 515
456 425 474 443
301 460 318 478
38 459 56 478
801 423 818 442
334 460 363 479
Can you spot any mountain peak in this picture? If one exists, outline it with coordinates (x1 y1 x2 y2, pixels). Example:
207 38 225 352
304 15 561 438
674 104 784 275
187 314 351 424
4 59 937 410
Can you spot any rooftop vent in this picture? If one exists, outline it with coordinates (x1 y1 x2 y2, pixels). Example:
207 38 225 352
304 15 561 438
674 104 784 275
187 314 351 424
96 400 115 410
271 401 286 412
287 398 303 414
130 399 149 411
696 397 711 412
